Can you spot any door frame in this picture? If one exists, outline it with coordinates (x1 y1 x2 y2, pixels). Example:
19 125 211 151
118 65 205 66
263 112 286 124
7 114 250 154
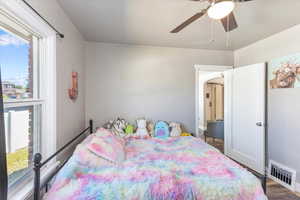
194 65 233 137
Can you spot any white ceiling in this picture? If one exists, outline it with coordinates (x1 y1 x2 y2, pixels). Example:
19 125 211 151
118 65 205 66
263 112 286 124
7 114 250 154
58 0 300 50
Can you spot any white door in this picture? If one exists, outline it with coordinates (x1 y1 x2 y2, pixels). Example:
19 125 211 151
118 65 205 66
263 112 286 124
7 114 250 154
224 63 266 175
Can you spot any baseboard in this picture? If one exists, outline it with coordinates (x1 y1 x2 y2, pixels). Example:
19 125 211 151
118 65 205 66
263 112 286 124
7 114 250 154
198 126 207 131
296 182 300 193
197 133 204 139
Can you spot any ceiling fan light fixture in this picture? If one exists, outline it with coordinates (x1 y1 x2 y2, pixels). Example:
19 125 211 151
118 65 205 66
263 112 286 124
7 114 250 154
207 0 235 20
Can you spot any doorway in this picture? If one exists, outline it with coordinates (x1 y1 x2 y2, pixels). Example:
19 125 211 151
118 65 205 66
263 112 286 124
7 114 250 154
195 65 230 154
204 77 225 152
195 64 266 178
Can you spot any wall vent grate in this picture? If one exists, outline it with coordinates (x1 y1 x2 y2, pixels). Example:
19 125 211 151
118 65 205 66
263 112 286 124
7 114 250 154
269 160 296 191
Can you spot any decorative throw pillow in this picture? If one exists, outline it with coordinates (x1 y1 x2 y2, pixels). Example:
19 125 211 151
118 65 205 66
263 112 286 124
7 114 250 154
111 118 128 136
154 121 170 138
169 122 182 137
95 128 125 146
75 144 114 167
135 118 149 137
87 134 125 164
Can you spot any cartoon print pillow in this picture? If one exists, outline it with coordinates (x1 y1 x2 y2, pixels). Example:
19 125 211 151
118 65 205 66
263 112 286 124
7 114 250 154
154 121 170 138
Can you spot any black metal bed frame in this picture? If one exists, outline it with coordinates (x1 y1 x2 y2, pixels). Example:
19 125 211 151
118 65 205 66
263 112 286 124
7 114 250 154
33 120 93 200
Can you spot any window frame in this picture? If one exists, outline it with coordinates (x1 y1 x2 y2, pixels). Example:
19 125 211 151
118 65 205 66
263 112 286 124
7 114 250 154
0 0 57 199
4 105 41 187
1 13 45 189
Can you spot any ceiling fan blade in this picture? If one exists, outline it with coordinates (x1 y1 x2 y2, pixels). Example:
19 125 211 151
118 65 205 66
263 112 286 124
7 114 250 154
221 12 238 32
171 10 207 33
234 0 254 2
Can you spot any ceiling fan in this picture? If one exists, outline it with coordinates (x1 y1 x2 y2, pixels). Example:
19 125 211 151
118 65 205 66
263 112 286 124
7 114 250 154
170 0 254 33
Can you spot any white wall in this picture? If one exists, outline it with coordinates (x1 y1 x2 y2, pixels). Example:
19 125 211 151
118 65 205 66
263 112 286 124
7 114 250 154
85 42 233 133
27 0 86 149
234 24 300 67
234 24 300 184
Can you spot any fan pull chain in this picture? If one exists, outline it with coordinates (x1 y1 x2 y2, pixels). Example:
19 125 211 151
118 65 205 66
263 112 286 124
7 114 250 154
226 14 230 48
210 18 215 43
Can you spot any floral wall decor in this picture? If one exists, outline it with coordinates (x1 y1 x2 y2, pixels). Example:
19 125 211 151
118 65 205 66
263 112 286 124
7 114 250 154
269 53 300 89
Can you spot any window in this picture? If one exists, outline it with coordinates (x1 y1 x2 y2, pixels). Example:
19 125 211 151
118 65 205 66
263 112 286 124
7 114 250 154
0 2 56 199
0 12 42 189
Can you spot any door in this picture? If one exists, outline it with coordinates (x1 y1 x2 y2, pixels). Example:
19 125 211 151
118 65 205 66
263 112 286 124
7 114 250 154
215 84 224 120
205 84 214 121
224 63 266 175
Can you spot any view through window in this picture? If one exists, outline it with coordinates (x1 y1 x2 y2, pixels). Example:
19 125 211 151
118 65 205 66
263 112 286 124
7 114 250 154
0 18 41 188
0 29 32 100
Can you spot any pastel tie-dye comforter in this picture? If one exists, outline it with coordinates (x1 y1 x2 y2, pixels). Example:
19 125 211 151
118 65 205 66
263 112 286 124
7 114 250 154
45 136 267 200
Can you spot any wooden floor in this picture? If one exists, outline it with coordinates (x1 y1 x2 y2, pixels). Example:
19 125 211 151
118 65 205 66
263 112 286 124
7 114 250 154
205 137 300 200
267 180 300 200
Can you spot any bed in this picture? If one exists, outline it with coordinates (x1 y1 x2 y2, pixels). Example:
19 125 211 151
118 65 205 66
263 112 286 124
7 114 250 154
34 121 267 200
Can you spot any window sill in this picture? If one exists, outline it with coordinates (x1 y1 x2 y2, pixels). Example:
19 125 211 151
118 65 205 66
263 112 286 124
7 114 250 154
9 161 60 200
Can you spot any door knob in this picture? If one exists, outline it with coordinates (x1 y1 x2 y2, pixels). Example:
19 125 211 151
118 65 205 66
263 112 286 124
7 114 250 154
256 122 263 127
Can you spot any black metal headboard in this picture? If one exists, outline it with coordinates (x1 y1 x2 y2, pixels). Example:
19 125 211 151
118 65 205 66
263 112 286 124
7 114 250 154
33 120 94 200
